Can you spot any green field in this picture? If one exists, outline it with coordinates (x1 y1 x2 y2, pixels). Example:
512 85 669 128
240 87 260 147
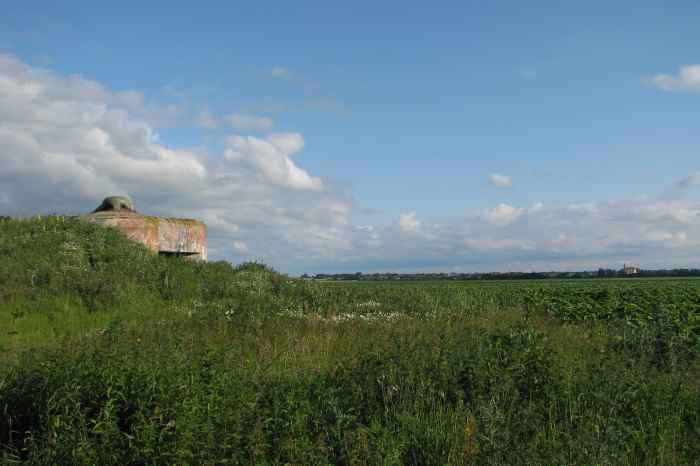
1 216 700 465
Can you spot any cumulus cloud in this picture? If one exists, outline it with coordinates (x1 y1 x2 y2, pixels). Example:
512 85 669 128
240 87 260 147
650 65 700 91
529 202 544 213
485 204 522 225
4 53 700 274
488 173 512 188
399 212 421 232
223 133 321 190
0 55 206 200
0 53 350 272
226 113 274 132
622 202 699 225
337 199 700 273
566 203 597 214
464 237 534 251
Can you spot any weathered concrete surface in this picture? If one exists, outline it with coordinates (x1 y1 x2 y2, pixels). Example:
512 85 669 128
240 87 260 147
157 218 207 260
86 210 160 252
85 197 207 261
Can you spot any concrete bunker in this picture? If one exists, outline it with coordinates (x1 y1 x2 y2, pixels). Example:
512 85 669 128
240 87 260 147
85 196 207 261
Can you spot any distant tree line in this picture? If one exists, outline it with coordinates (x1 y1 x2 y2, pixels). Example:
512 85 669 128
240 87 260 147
304 268 700 281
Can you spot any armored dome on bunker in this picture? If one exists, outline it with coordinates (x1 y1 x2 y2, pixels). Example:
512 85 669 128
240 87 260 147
85 196 207 261
94 196 135 213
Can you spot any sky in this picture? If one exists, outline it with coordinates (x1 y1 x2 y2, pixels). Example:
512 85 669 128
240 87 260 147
1 1 700 274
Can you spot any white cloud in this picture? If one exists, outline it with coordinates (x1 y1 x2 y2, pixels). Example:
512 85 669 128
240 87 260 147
485 204 522 225
623 202 700 225
223 133 321 190
529 202 544 213
566 203 597 214
489 173 512 188
643 230 688 248
0 53 348 272
4 53 700 274
266 132 304 154
399 212 421 232
464 237 534 251
270 66 290 78
338 199 700 273
650 65 700 91
226 113 274 132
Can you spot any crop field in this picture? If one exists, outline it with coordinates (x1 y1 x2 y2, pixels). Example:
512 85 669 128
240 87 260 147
1 217 700 465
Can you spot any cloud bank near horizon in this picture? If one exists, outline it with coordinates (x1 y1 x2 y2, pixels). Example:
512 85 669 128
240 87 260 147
650 65 700 92
1 53 699 274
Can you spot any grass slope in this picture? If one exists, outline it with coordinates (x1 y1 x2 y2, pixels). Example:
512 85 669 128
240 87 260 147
1 216 699 465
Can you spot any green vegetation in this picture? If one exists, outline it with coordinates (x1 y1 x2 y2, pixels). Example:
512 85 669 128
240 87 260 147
1 216 699 465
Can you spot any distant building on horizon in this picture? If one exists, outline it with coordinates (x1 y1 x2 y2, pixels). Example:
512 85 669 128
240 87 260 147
622 264 641 275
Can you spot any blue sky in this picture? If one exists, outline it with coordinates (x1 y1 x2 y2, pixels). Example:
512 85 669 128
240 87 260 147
1 2 699 273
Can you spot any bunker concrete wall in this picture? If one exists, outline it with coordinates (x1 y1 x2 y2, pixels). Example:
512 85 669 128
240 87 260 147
85 212 207 261
158 218 207 260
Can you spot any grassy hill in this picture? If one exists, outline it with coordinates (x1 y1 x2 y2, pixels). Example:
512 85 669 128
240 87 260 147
0 215 309 353
1 216 699 465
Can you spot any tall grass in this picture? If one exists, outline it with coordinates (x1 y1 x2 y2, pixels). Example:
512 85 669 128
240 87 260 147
1 216 699 464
